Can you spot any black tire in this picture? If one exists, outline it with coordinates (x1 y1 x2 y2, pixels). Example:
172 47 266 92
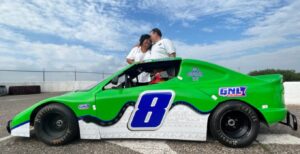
209 101 260 148
34 103 79 145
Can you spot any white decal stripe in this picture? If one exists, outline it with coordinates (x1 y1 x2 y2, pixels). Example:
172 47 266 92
78 120 101 139
11 122 30 137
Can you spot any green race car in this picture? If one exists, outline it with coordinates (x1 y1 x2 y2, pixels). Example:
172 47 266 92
7 58 297 148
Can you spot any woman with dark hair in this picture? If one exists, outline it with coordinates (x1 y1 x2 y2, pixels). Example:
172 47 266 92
126 34 151 64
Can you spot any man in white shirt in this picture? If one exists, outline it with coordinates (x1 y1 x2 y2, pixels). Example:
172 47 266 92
149 28 176 59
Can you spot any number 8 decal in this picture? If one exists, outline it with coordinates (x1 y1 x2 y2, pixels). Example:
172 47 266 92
128 90 175 130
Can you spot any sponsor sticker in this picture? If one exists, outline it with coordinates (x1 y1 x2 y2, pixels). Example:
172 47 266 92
219 86 247 97
188 67 202 81
78 104 90 110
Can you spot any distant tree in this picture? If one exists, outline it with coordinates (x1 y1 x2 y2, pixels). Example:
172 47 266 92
248 69 300 81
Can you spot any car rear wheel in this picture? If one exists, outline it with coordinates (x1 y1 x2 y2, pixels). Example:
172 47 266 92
209 101 260 148
34 103 79 145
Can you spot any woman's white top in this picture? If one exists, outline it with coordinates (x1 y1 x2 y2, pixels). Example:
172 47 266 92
126 46 151 83
127 46 151 62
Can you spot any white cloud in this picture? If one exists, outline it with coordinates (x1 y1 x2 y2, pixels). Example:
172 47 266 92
0 26 125 72
0 0 151 51
0 39 125 72
0 26 26 42
138 0 281 21
244 1 300 37
217 46 300 73
173 1 300 72
175 36 285 60
0 0 299 77
175 40 300 73
0 0 148 76
0 40 126 81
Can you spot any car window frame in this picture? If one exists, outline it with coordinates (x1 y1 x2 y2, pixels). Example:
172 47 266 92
102 60 181 91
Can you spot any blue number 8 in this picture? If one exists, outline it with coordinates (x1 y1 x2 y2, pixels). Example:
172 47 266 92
128 90 174 130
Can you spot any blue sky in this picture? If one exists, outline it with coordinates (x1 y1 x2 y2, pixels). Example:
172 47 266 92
0 0 299 74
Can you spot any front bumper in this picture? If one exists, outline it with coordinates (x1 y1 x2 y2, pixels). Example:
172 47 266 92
279 111 298 131
6 120 11 134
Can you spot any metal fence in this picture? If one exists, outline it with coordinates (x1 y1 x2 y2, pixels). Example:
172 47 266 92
0 69 113 82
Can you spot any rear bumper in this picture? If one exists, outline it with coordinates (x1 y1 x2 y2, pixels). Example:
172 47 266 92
7 120 11 134
279 111 298 131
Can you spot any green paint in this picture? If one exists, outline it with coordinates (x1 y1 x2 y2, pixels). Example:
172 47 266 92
9 58 287 129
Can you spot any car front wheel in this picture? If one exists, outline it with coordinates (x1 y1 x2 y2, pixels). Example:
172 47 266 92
34 103 79 145
209 101 260 148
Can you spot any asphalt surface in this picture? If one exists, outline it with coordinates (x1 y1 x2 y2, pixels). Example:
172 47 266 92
0 93 300 154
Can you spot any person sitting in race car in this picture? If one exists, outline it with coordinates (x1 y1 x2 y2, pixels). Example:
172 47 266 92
149 69 169 84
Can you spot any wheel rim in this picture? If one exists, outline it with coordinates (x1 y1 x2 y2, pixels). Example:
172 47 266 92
42 112 67 138
220 110 251 138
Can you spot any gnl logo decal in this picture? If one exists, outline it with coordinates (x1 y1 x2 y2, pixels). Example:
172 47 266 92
219 86 247 97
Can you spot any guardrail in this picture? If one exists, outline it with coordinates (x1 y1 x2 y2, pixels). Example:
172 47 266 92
0 85 7 96
0 69 113 82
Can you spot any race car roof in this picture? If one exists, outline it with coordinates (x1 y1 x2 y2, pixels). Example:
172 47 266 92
142 57 182 63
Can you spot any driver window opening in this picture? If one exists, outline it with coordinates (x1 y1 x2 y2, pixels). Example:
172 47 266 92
104 60 181 90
